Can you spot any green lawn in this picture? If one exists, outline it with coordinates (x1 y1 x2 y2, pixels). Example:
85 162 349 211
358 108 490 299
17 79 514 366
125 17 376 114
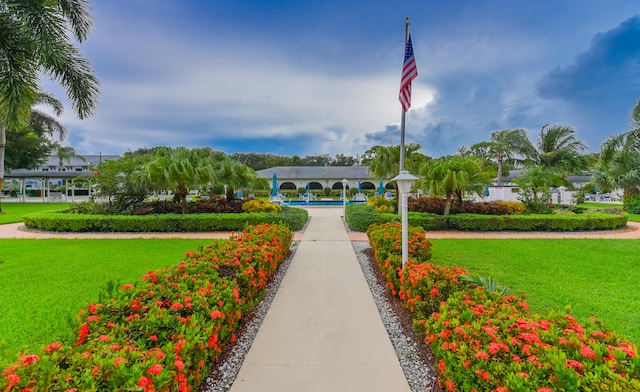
430 238 640 343
0 238 213 358
0 202 71 224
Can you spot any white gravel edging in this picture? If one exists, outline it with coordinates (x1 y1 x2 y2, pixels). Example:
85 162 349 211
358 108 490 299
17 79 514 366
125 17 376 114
201 239 437 392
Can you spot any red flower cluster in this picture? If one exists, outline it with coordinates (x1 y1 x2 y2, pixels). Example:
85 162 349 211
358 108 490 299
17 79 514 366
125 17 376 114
0 223 293 391
367 222 640 391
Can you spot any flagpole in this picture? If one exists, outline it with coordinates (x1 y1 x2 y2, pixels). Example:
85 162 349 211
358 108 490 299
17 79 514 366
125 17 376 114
399 17 409 172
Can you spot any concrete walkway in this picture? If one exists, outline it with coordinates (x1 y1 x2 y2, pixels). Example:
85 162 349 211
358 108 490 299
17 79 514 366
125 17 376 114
229 208 411 392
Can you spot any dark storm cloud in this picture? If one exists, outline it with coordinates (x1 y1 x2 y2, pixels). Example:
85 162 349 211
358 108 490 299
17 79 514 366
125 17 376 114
537 16 640 103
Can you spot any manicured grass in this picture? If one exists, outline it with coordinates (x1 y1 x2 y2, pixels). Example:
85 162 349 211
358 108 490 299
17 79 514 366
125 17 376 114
430 238 640 342
0 238 213 358
0 202 71 224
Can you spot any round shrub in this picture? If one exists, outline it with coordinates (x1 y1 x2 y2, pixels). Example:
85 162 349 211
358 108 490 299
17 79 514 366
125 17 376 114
367 195 395 213
242 199 282 213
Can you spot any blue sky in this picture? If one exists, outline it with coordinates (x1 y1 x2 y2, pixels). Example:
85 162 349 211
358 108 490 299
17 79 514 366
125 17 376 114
43 0 640 159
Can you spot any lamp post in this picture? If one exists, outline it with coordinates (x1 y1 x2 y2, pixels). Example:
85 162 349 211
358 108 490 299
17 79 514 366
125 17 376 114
341 179 348 220
391 170 417 268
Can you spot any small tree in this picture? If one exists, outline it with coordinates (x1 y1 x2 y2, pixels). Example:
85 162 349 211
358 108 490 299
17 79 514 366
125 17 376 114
92 155 153 214
140 147 218 214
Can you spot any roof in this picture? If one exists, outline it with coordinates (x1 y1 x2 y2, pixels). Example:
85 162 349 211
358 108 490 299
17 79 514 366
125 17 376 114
257 166 377 180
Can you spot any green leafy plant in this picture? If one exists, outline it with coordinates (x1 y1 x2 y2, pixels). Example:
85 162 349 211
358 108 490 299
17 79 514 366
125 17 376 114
241 199 282 213
461 274 511 296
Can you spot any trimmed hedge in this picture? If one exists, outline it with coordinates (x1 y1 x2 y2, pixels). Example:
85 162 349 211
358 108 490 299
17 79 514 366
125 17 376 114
447 212 628 231
346 204 627 232
22 207 309 233
0 223 293 391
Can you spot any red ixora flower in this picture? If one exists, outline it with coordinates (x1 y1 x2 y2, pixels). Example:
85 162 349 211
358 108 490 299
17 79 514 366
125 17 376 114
19 354 40 366
138 376 154 391
45 342 63 352
147 364 163 375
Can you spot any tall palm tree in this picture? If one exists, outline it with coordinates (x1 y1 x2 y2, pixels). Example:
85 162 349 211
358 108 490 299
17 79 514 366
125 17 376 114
471 129 531 185
525 124 588 170
0 0 100 206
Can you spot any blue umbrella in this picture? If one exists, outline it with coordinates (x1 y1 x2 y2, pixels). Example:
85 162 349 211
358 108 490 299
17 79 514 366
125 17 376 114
378 178 385 193
272 172 278 197
306 182 310 193
484 185 490 197
357 179 362 193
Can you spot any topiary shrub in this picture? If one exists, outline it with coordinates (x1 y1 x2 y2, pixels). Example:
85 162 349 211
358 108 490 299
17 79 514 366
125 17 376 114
242 199 282 213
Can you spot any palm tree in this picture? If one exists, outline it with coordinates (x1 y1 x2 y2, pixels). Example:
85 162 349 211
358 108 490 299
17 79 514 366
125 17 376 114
365 143 427 192
523 124 588 174
471 129 531 185
54 144 86 168
418 156 494 216
141 147 218 214
514 166 561 205
596 101 640 200
216 159 262 201
0 0 99 206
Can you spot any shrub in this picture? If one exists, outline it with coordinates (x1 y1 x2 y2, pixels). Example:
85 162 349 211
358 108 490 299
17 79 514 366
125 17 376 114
625 195 640 214
409 197 515 215
345 204 381 232
23 208 309 233
366 222 640 392
242 199 282 213
323 187 331 196
0 224 293 391
367 195 395 213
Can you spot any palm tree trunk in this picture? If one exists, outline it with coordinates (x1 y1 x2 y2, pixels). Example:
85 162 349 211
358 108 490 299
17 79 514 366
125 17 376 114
497 156 503 186
0 128 6 213
444 195 452 216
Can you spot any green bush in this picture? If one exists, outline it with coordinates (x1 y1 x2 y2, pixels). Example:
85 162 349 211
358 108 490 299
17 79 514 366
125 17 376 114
345 204 383 232
447 213 627 231
624 195 640 214
23 208 309 233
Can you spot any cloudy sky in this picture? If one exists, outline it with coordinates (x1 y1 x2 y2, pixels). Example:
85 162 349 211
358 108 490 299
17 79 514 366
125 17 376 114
43 0 640 159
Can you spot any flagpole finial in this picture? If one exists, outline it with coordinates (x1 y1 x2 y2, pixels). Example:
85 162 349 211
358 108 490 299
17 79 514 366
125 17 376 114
405 16 409 21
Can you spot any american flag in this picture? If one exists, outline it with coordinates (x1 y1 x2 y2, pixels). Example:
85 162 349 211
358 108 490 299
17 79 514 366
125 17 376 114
399 34 418 112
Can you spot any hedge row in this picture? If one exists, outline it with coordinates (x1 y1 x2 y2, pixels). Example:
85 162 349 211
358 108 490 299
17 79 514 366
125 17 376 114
345 204 628 232
367 223 640 391
0 223 293 391
22 207 309 232
409 197 525 215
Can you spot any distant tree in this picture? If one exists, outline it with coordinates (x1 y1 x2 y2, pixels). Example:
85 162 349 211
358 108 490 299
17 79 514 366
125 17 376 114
54 144 85 167
331 153 358 166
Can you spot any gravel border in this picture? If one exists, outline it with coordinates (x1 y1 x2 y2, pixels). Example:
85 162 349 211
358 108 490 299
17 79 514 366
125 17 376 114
200 236 438 392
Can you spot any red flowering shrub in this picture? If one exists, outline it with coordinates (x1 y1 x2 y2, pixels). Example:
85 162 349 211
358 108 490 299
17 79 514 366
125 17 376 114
0 223 292 391
367 222 433 295
367 222 640 391
409 197 516 215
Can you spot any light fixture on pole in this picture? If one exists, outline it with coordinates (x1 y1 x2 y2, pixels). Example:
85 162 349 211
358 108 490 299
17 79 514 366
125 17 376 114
391 170 417 268
341 178 348 220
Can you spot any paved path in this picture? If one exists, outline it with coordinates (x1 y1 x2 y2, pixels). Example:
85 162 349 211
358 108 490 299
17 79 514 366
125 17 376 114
229 208 411 392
